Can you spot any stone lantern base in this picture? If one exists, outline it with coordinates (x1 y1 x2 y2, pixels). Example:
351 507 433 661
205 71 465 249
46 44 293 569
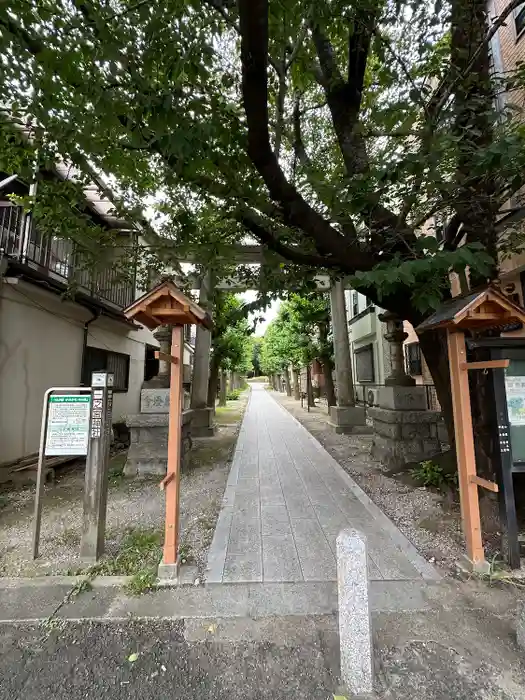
328 405 368 434
369 404 443 469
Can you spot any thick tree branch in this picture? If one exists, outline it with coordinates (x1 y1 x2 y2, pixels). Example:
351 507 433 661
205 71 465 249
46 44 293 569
236 206 344 270
238 0 372 269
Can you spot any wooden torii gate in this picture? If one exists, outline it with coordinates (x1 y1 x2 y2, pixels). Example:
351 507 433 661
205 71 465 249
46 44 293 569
124 280 212 575
417 286 525 571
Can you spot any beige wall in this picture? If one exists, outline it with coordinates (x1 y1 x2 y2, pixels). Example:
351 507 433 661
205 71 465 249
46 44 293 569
0 279 156 464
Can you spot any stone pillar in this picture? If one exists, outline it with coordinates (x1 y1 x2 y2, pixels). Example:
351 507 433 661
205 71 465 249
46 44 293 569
190 271 216 436
145 325 172 388
191 272 213 408
379 312 415 387
329 281 366 433
369 314 442 467
337 529 373 696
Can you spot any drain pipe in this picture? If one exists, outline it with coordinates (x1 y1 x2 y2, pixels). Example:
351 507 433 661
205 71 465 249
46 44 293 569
81 309 101 384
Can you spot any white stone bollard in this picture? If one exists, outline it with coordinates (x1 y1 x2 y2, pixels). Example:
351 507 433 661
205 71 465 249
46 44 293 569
336 529 373 696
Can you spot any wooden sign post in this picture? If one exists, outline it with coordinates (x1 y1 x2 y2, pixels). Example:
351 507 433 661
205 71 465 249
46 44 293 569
417 287 525 572
123 280 212 578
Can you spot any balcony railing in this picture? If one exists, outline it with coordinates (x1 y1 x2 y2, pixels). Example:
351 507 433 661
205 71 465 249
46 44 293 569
0 203 134 310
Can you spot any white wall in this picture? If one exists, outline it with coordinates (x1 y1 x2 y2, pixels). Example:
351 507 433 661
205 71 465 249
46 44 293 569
0 279 156 464
85 317 156 422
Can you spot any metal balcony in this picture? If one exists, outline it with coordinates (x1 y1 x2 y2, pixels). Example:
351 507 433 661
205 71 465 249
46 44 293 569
0 203 134 310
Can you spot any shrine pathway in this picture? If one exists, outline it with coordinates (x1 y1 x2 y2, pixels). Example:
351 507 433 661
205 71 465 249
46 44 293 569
206 384 438 584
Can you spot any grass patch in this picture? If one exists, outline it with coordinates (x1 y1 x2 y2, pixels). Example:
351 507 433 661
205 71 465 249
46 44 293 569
66 527 164 594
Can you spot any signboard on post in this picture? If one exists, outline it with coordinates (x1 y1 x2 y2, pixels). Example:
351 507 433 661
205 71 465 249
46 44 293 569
80 371 114 563
45 395 91 456
32 386 92 559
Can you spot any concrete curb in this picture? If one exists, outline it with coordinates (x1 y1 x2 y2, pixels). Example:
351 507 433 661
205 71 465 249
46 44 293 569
268 392 441 582
0 579 433 623
0 575 133 588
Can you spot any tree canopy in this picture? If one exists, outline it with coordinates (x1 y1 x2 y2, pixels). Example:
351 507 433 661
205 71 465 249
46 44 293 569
2 0 524 417
210 292 254 374
2 0 520 309
260 293 332 374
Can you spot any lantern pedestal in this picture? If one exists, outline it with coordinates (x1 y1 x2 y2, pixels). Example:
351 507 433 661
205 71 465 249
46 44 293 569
328 405 367 434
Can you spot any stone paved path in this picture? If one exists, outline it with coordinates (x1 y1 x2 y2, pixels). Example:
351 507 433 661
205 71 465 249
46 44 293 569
206 384 438 584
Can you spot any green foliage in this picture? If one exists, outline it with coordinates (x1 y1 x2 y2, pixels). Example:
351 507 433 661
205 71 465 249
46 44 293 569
260 292 332 373
226 388 242 401
410 460 458 490
0 0 521 328
211 293 254 374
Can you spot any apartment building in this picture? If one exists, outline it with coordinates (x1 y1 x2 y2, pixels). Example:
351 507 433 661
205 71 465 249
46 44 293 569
0 169 159 464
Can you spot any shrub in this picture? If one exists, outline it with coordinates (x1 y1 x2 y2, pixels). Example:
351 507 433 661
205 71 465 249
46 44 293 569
226 388 242 401
410 460 458 490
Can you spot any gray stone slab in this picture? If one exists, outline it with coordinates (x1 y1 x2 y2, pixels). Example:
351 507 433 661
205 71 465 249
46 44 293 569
314 504 350 540
223 552 263 583
206 506 234 583
261 505 292 537
365 532 421 580
262 535 303 582
290 518 337 581
227 516 262 555
260 482 285 506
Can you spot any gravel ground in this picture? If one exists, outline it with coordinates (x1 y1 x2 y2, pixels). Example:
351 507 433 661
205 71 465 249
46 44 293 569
272 391 464 574
0 395 249 578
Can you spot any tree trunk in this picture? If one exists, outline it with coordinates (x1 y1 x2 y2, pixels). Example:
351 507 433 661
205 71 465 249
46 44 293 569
306 365 315 407
219 370 227 406
207 355 220 409
283 367 292 397
320 355 336 406
418 329 455 447
292 368 300 400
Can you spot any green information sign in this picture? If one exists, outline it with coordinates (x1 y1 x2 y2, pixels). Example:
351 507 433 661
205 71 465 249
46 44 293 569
45 395 91 456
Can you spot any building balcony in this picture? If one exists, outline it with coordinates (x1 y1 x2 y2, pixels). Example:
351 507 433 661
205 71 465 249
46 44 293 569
0 203 134 311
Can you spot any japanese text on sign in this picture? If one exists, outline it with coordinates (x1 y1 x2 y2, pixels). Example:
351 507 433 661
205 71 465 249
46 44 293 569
45 395 91 456
505 376 525 426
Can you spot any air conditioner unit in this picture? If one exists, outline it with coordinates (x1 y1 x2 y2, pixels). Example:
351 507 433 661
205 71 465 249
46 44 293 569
366 388 380 406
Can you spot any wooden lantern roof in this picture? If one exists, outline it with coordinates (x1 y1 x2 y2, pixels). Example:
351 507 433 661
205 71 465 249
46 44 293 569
416 286 525 333
123 280 212 330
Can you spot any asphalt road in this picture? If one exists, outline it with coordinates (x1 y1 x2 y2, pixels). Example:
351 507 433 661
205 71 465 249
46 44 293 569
0 618 340 700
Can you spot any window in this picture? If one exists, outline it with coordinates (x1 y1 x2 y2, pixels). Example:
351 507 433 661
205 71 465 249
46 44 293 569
352 292 359 317
355 344 375 383
82 346 130 391
405 342 422 376
516 3 525 37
